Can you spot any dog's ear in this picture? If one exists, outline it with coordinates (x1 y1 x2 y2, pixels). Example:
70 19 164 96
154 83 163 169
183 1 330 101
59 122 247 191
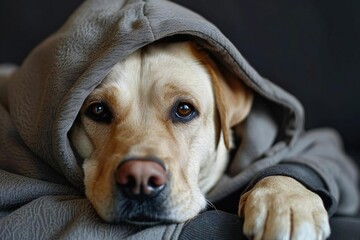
207 60 253 150
188 42 253 149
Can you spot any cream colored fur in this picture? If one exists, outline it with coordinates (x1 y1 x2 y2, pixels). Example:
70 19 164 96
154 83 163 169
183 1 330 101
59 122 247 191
70 41 330 239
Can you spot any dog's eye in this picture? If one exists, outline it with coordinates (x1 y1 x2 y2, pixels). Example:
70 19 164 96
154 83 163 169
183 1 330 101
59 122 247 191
85 102 113 123
172 102 197 123
176 103 193 118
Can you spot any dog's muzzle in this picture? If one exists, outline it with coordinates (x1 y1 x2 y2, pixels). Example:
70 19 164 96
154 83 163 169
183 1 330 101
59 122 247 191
112 158 171 224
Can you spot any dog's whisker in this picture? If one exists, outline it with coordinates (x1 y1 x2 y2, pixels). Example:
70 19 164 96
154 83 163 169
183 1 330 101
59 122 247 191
206 199 217 211
184 218 193 225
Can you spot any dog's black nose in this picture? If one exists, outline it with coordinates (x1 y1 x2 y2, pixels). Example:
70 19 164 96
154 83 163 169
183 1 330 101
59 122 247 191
116 159 167 200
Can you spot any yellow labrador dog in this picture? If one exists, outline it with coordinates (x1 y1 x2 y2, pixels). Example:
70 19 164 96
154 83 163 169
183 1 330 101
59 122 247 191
70 42 330 239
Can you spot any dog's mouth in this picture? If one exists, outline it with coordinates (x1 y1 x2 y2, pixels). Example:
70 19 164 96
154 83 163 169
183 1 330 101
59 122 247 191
117 198 176 225
110 181 173 225
125 216 165 226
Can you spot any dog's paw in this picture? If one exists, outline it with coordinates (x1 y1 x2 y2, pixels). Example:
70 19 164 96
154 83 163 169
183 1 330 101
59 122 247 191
238 176 330 240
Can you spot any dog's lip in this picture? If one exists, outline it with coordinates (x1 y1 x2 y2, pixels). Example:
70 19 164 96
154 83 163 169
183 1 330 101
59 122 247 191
125 218 164 226
123 214 177 226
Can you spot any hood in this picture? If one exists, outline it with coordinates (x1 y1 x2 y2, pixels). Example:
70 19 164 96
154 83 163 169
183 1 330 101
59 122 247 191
5 0 304 191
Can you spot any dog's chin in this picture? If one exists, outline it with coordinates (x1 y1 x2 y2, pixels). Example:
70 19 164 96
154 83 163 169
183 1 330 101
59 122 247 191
105 214 180 226
121 211 195 226
105 207 192 225
92 181 208 225
124 217 168 226
98 199 204 226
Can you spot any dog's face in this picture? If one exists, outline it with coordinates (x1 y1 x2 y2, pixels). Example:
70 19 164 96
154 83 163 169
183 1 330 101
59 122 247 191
70 42 252 224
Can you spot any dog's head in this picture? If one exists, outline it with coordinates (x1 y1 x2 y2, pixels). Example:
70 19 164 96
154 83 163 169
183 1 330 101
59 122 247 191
70 41 253 224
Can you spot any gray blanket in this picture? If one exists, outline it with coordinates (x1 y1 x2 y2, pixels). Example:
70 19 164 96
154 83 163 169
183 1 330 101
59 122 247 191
0 0 358 239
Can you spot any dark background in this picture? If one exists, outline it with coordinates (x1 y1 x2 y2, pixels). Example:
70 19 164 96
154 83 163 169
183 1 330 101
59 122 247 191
1 0 359 162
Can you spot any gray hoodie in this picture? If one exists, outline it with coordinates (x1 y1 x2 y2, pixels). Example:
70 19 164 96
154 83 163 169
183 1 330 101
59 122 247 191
0 0 358 239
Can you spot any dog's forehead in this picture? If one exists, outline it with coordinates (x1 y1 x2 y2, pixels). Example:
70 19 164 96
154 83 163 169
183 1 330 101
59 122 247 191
101 42 214 99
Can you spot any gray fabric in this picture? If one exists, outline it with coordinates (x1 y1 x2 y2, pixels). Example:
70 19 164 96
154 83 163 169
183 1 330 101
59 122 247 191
0 0 358 238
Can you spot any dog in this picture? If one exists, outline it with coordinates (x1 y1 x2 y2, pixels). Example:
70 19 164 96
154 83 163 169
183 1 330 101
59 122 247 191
70 41 330 239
